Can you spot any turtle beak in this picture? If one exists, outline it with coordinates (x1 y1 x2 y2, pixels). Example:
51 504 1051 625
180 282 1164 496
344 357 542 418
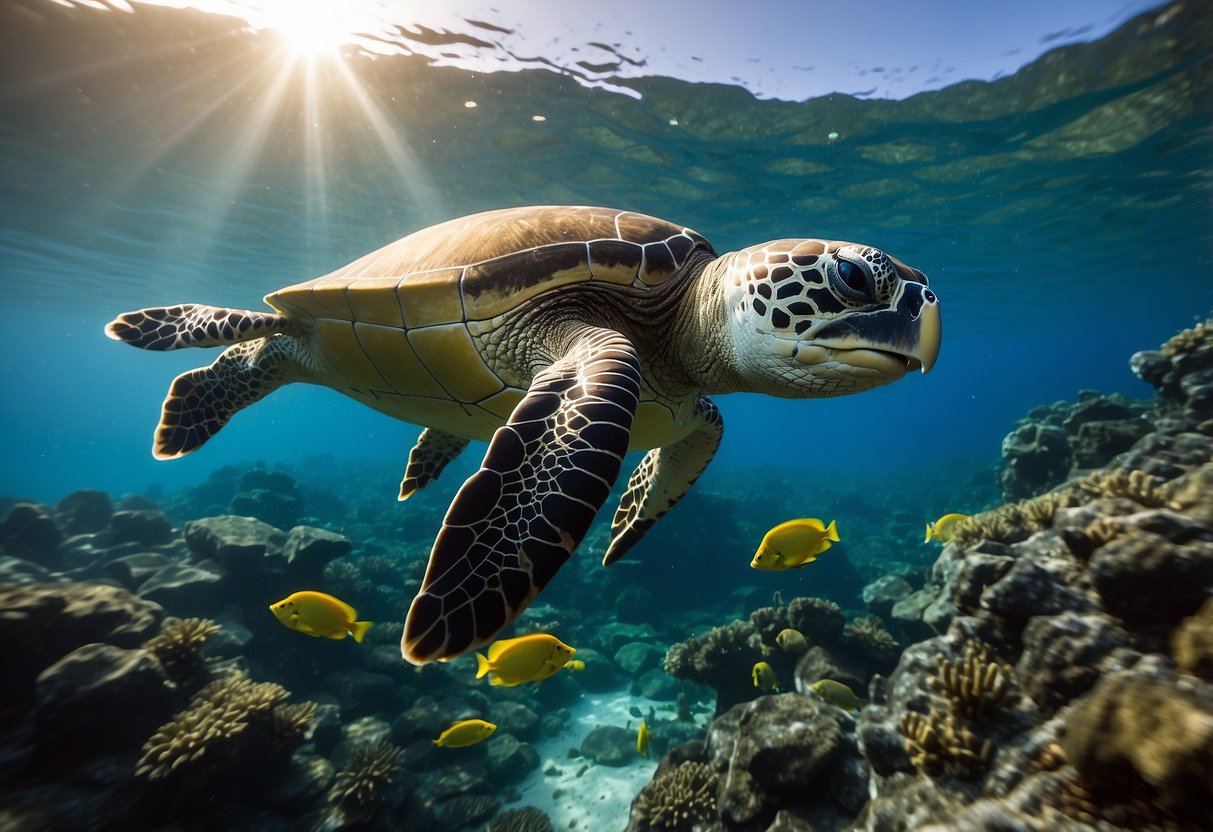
915 298 941 374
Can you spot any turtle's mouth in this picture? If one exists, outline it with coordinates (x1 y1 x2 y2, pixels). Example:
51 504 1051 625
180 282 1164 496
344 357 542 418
825 347 915 378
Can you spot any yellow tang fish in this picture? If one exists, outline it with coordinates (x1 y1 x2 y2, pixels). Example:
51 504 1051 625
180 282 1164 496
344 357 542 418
269 590 372 643
776 628 810 655
433 718 496 748
924 513 970 544
809 679 865 711
752 661 779 691
475 632 576 686
637 720 651 757
751 518 840 570
566 659 586 672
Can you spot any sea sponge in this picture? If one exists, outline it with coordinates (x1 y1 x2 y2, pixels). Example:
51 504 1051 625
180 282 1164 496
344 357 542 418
843 615 900 657
142 617 220 684
486 806 553 832
929 640 1013 720
898 708 993 779
327 740 407 813
1078 468 1168 508
136 669 312 782
631 760 719 831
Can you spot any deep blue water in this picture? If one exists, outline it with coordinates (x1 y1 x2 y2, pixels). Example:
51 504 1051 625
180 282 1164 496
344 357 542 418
0 0 1209 506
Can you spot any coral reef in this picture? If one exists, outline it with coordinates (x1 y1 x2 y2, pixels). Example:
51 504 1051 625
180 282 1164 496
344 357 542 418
487 806 554 832
142 616 219 685
629 760 719 831
928 640 1012 720
897 707 992 779
136 669 314 788
327 740 409 818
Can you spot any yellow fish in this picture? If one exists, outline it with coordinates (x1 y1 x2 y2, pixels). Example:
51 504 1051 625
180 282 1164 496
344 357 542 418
637 720 651 757
924 513 970 544
433 718 496 748
475 632 576 687
776 628 810 655
752 661 779 691
751 518 840 570
809 679 865 711
268 591 372 643
566 659 586 672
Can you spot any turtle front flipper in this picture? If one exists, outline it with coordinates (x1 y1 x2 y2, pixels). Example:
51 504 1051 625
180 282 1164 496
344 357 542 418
602 396 724 566
401 327 641 665
105 304 294 350
399 428 471 501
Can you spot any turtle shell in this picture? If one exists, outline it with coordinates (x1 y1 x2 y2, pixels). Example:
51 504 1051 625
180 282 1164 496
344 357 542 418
263 206 714 437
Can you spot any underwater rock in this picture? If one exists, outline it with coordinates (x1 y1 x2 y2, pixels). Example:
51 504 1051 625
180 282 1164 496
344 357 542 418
0 581 162 709
861 574 914 619
598 621 659 654
580 725 634 766
105 551 173 588
136 562 224 617
102 509 174 548
1173 595 1213 679
1063 662 1213 825
183 515 287 574
615 641 665 676
1070 417 1153 469
283 524 353 580
323 669 399 720
999 422 1071 502
637 667 681 701
438 793 500 830
1014 611 1133 716
32 642 175 764
706 692 862 830
1088 525 1213 627
0 555 51 585
485 732 539 784
563 647 621 691
792 646 867 696
616 586 660 624
55 489 114 535
0 502 63 561
263 751 335 810
392 696 467 746
486 700 539 738
229 488 302 531
430 763 490 799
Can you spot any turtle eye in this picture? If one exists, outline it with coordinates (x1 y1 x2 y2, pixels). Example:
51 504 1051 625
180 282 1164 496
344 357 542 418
833 259 871 300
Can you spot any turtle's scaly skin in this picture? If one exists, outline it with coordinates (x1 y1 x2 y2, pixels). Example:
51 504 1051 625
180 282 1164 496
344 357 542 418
106 205 941 665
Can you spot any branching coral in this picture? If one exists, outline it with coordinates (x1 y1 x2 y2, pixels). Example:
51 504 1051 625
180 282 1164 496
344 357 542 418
843 615 900 656
487 806 554 832
136 669 312 782
951 488 1085 545
143 617 220 684
632 761 719 831
328 740 407 813
898 708 993 779
1078 468 1168 508
929 640 1013 720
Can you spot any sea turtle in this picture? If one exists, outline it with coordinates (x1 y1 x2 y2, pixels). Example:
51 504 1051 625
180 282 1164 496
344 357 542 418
105 205 941 665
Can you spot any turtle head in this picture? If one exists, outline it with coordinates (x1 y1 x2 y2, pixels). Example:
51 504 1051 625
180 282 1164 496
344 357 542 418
719 239 940 398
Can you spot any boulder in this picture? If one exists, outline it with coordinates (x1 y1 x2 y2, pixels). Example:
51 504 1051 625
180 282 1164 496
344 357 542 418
0 503 63 561
581 725 633 766
55 490 113 535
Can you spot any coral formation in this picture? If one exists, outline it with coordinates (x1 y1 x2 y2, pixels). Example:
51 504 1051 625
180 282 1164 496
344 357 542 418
631 761 718 831
327 740 408 813
142 617 219 685
1172 596 1213 679
136 669 313 785
1077 467 1169 507
928 640 1012 720
897 707 993 779
486 806 554 832
843 615 900 656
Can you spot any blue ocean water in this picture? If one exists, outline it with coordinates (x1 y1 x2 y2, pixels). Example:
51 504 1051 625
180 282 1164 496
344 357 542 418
3 2 1207 509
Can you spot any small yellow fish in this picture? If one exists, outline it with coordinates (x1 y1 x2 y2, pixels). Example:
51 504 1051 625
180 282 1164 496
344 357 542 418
776 628 810 655
268 591 372 643
809 679 865 711
752 661 779 691
924 513 970 543
433 718 496 748
475 632 576 687
566 659 586 672
637 720 651 757
751 518 840 570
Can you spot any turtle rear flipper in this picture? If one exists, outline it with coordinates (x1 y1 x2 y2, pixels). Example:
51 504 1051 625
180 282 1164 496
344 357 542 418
154 336 304 459
106 304 294 350
401 327 641 665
